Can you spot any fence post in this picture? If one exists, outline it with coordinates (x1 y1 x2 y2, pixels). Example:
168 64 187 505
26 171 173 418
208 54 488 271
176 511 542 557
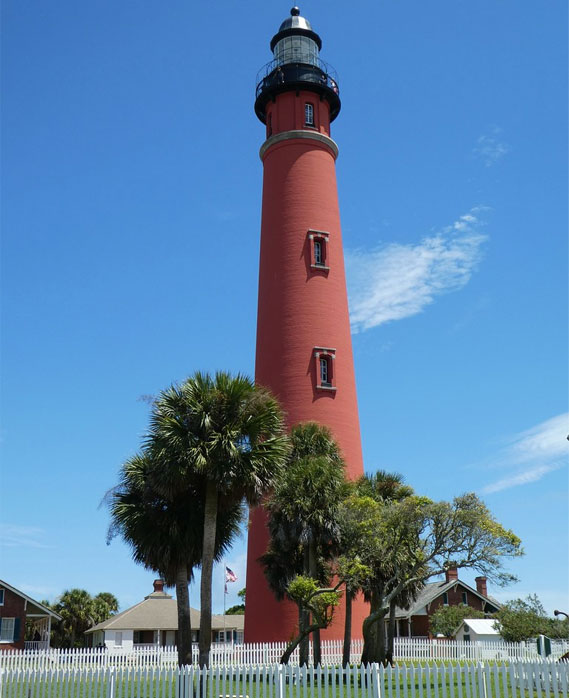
477 663 488 698
273 665 284 698
107 668 115 698
371 663 382 698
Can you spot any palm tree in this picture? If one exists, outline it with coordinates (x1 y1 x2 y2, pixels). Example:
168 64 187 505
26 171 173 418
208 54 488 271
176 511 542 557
54 589 95 648
107 451 243 666
263 423 347 665
92 593 119 625
355 470 413 503
147 371 289 667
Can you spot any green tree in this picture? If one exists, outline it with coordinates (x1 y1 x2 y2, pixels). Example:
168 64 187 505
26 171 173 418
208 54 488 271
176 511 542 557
355 472 416 666
226 588 246 614
107 451 243 666
280 576 341 664
493 594 549 642
225 604 245 615
429 605 486 638
55 589 94 648
47 589 118 648
342 492 522 665
262 423 347 665
92 593 119 625
147 371 289 667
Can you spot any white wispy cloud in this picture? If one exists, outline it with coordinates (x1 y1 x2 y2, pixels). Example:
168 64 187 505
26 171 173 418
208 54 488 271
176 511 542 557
346 208 488 333
474 127 510 166
17 584 59 600
481 413 569 494
0 524 52 549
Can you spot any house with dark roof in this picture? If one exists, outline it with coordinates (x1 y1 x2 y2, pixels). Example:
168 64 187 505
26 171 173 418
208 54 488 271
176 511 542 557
391 568 501 638
0 580 62 651
85 580 244 650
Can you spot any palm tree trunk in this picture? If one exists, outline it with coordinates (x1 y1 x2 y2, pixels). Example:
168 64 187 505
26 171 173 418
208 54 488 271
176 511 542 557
199 480 218 668
176 564 192 666
386 598 397 666
308 542 321 666
342 587 353 667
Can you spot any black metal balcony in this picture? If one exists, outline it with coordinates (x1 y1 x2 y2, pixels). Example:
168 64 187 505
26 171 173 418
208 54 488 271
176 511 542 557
254 57 341 124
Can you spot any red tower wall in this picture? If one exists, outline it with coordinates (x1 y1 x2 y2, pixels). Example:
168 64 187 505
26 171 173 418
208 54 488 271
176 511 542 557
245 91 368 642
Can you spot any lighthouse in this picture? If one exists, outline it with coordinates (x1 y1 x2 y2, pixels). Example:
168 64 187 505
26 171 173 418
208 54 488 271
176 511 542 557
245 7 367 642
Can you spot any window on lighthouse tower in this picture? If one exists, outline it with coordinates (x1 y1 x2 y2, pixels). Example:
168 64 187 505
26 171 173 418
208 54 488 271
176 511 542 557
314 347 336 391
320 357 330 386
308 229 330 270
305 103 314 126
314 240 323 265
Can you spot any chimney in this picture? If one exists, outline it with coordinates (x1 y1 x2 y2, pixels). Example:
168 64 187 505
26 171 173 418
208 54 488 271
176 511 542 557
153 579 165 593
445 567 459 584
475 576 488 597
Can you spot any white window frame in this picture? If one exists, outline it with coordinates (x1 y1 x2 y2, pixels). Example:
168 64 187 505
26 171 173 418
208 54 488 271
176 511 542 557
305 103 314 126
0 618 15 642
0 589 4 606
442 592 449 606
462 592 468 605
115 631 123 647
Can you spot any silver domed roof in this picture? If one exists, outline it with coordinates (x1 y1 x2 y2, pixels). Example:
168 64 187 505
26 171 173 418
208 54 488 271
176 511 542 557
278 7 313 33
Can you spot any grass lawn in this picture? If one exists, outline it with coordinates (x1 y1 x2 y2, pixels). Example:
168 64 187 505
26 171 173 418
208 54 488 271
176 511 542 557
2 664 563 698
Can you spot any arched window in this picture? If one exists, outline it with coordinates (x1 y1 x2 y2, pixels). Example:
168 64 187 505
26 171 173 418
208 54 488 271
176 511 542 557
305 103 314 126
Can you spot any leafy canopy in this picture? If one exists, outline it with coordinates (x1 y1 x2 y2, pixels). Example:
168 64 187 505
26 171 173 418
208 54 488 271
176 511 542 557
429 605 486 638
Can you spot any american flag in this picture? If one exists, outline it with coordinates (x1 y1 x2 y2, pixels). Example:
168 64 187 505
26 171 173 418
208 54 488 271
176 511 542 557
225 566 238 583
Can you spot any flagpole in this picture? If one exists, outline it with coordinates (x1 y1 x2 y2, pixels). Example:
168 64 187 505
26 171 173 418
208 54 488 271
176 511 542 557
223 561 226 644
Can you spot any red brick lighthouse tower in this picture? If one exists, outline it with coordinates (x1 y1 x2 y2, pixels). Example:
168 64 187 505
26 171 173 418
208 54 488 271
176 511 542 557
245 7 367 642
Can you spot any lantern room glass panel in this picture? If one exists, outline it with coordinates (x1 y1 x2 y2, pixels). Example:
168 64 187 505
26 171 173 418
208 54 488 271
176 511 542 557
274 36 319 66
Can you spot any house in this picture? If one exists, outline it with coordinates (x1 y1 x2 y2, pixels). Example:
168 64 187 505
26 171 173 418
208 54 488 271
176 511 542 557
391 568 501 639
85 580 244 650
455 618 503 642
0 580 62 650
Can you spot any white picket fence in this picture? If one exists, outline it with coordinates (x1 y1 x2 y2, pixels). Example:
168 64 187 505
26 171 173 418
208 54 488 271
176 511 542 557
2 638 568 671
1 661 568 698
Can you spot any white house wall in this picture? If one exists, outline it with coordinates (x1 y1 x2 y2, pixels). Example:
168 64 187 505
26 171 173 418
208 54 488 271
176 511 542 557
104 629 133 651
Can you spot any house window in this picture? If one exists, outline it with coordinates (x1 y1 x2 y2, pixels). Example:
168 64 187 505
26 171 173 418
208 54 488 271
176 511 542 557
115 632 122 647
307 229 330 270
0 618 15 642
314 347 336 391
442 592 449 606
462 592 468 605
305 103 314 126
0 589 4 606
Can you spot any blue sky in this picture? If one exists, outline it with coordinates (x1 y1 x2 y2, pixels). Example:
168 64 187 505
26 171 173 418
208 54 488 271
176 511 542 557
1 0 567 619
